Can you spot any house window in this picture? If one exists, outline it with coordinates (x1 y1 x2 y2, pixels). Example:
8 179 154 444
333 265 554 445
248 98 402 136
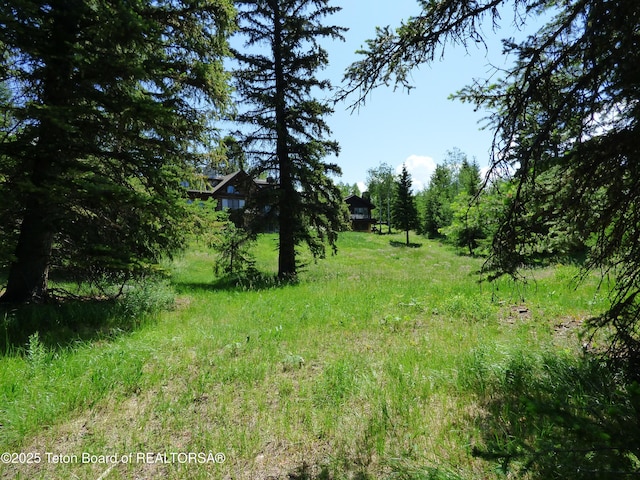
352 207 370 219
226 185 236 194
222 198 245 210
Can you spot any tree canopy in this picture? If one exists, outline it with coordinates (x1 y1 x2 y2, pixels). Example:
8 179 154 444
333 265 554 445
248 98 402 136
0 0 235 303
342 0 640 374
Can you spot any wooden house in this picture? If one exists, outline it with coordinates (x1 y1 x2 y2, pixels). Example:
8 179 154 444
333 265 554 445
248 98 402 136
188 174 377 233
187 170 277 229
187 170 274 208
344 194 376 232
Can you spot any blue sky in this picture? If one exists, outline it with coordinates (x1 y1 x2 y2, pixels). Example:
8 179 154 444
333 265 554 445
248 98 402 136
321 0 524 192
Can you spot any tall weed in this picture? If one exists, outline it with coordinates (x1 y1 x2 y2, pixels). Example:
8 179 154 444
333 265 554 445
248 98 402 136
26 332 49 372
116 278 175 321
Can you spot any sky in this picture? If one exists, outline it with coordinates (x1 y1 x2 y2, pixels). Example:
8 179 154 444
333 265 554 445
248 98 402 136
320 0 526 192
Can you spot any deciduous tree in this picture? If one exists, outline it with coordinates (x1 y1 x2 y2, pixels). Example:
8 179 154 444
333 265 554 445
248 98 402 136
423 164 454 238
366 162 394 234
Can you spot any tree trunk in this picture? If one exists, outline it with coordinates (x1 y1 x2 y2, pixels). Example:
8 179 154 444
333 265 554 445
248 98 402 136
278 186 297 279
272 0 297 280
1 200 54 303
276 145 298 279
405 229 410 246
1 121 58 303
387 193 391 234
378 193 383 235
0 0 75 303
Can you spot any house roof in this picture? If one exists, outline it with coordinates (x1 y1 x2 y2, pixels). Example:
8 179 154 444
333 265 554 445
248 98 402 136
209 170 247 195
187 170 276 195
345 194 376 209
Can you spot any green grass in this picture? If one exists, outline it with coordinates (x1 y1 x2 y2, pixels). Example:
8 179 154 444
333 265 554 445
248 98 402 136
0 232 626 479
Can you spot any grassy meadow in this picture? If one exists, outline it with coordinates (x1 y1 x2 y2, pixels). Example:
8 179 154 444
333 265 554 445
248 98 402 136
2 231 631 480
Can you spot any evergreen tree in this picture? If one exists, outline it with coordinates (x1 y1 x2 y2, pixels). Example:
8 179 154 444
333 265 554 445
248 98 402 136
422 150 479 239
457 158 482 198
209 136 247 176
232 0 347 280
392 164 419 246
0 0 235 303
0 81 19 270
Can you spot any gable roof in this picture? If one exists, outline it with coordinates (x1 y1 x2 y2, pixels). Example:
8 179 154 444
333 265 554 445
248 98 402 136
209 170 249 195
187 170 276 195
345 194 376 209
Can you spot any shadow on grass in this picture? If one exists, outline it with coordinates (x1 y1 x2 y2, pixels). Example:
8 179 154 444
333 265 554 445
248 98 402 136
286 462 333 480
172 271 289 295
0 280 174 355
461 350 640 478
389 240 423 248
285 461 463 480
1 299 128 354
285 463 370 480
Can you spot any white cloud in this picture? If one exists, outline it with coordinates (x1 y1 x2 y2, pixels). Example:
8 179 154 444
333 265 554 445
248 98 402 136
397 154 437 192
480 165 492 183
357 181 367 194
